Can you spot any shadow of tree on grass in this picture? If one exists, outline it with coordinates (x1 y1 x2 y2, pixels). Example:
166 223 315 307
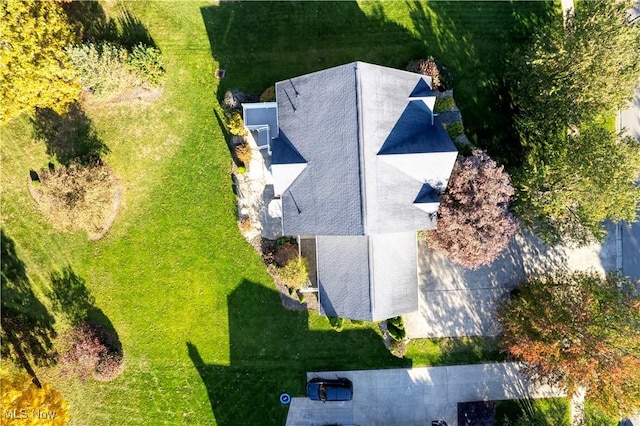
62 0 155 48
48 265 122 357
188 279 410 425
406 0 557 168
200 1 424 100
1 230 56 387
32 102 110 165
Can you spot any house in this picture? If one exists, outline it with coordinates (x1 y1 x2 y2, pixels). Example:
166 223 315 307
243 61 457 321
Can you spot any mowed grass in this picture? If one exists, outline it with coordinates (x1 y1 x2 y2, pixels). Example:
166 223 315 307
1 1 554 425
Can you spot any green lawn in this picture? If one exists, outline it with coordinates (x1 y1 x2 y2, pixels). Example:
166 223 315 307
1 1 554 424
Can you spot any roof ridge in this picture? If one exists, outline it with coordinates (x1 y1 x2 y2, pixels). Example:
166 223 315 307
354 62 368 236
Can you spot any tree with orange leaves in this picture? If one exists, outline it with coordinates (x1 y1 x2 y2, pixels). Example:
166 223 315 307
498 271 640 417
0 369 71 425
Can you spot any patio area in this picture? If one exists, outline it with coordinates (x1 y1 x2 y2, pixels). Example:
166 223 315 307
234 134 283 240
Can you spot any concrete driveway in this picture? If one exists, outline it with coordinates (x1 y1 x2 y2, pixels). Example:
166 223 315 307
619 87 640 140
405 227 617 338
285 363 564 426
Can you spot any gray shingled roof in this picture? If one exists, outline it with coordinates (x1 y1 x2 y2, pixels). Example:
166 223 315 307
276 65 364 236
317 232 419 321
273 61 457 320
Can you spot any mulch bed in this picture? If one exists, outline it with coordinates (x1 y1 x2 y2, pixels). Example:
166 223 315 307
247 235 319 312
458 401 495 426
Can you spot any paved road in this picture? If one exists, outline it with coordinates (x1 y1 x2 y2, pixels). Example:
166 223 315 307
618 85 640 284
285 363 564 426
622 219 640 283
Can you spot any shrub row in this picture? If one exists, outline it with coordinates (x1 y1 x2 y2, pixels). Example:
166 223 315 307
67 42 165 98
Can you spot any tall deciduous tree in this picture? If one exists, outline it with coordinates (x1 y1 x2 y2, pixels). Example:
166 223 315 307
510 0 640 134
424 150 518 269
509 0 640 246
498 271 640 417
0 0 80 124
515 127 640 245
0 368 71 425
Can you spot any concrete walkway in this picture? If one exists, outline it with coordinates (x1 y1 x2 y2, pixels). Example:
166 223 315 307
235 136 282 240
405 227 617 338
285 363 565 426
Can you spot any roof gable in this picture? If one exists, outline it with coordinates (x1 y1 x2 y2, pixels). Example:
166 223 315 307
409 78 435 98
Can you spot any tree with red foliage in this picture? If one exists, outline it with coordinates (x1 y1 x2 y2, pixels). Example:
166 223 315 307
498 271 640 417
424 150 518 269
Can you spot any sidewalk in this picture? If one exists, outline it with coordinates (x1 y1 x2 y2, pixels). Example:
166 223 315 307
286 363 565 426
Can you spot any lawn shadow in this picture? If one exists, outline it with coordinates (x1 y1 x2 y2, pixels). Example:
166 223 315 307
32 102 109 165
61 0 118 43
117 6 156 49
188 279 410 425
49 266 95 326
48 265 122 355
200 1 424 100
62 1 155 48
0 230 57 386
405 0 557 167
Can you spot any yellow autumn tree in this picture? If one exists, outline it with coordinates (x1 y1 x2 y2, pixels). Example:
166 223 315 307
0 369 71 425
0 0 80 125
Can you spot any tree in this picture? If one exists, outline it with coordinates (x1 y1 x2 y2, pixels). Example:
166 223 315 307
0 368 71 425
510 0 640 134
277 257 309 291
498 271 640 417
0 0 80 124
515 127 640 246
424 150 518 269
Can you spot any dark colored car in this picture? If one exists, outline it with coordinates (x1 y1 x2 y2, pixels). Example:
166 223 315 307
306 378 353 401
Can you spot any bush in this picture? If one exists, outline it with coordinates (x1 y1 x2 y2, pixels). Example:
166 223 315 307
260 86 276 102
127 43 165 87
234 142 252 166
445 121 464 139
274 242 298 267
328 317 344 332
386 316 407 341
389 339 408 358
61 323 124 382
223 90 257 111
238 218 252 233
228 113 246 137
434 96 455 113
67 42 130 98
406 58 441 89
277 257 309 290
33 160 118 237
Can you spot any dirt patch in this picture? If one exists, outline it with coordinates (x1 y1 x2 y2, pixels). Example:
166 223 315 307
28 164 122 242
83 86 163 107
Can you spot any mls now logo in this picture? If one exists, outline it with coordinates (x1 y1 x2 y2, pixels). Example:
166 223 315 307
4 408 57 420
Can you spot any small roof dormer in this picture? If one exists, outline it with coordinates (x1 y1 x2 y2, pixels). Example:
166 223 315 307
270 132 307 197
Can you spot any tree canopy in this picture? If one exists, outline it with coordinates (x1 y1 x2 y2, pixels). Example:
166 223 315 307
509 0 640 245
0 0 80 124
424 150 518 269
498 271 640 417
0 369 71 425
510 0 640 133
515 127 640 245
